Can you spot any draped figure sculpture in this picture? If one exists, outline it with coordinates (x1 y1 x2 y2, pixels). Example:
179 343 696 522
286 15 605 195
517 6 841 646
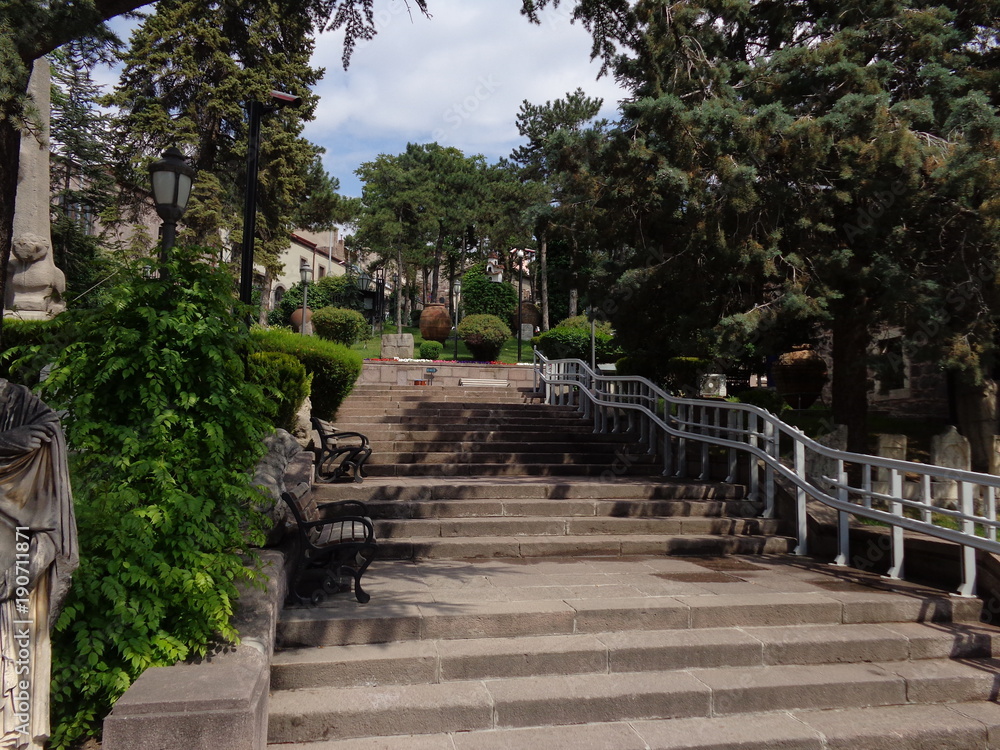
0 379 77 750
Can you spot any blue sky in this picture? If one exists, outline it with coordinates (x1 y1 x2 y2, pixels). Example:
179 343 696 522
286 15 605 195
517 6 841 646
299 0 626 197
101 1 627 199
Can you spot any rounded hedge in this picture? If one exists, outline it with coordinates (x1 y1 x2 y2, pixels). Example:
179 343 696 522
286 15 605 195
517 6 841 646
532 326 621 364
419 340 444 360
313 306 369 346
252 328 362 419
457 314 510 362
248 351 312 431
461 263 518 319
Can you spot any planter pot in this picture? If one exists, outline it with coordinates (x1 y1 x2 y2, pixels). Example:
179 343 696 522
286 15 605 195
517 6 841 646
289 307 312 335
419 303 452 343
772 345 828 409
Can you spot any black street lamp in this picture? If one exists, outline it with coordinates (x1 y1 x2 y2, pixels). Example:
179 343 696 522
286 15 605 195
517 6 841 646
452 278 462 360
299 258 312 336
511 249 528 361
239 90 303 305
149 147 195 265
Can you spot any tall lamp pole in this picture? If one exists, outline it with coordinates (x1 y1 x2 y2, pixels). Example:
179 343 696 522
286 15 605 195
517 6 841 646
149 147 195 266
452 279 462 360
514 249 526 362
240 90 303 305
299 258 312 336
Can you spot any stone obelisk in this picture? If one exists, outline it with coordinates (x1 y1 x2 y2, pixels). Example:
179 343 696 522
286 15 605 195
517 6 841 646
4 57 67 320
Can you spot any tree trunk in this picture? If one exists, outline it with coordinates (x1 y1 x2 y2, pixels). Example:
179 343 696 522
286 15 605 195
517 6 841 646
431 228 443 302
568 288 578 318
539 232 549 331
257 268 272 326
830 308 871 454
952 374 998 473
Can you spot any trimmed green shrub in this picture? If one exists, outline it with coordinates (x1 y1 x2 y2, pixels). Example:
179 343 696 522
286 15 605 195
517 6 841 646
461 263 518 319
419 340 444 360
532 326 622 364
458 314 511 362
555 315 615 336
249 351 312 431
268 274 363 327
39 249 272 748
252 327 362 419
312 306 369 346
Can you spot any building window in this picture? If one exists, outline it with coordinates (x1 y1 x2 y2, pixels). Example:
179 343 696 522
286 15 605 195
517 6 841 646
318 265 326 278
274 286 285 306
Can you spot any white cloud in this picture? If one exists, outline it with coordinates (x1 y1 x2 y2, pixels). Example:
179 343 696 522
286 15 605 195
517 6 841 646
303 0 626 196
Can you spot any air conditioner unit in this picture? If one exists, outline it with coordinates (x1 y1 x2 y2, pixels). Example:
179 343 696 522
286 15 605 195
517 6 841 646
699 373 727 399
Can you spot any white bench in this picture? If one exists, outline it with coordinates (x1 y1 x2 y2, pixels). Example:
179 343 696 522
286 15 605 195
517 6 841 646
459 378 509 387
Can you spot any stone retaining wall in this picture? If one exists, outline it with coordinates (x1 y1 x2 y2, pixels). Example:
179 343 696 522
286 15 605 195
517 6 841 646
357 360 536 388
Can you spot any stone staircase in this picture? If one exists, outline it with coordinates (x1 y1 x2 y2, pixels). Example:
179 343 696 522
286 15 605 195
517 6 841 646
266 382 1000 749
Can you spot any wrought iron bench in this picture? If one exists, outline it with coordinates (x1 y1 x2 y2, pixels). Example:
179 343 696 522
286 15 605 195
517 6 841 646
280 482 377 605
311 417 372 483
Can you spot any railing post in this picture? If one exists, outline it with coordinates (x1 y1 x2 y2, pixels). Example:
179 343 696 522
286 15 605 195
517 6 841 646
833 458 849 566
793 438 808 555
886 468 904 580
762 419 775 518
988 486 997 543
726 409 738 483
676 404 688 478
662 400 673 476
748 412 760 503
699 406 710 480
957 481 977 597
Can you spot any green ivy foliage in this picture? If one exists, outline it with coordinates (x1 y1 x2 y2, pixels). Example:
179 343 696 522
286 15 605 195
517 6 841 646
461 262 518 319
251 327 362 419
457 314 511 362
249 351 312 431
30 250 272 749
312 306 369 346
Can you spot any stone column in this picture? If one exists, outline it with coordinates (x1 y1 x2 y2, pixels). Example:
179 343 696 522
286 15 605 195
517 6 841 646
4 58 67 320
931 426 971 507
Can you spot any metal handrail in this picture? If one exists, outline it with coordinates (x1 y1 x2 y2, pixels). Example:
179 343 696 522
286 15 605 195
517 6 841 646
534 350 1000 597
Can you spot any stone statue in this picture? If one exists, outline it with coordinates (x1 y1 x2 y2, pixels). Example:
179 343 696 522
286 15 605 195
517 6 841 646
4 57 67 320
0 379 77 750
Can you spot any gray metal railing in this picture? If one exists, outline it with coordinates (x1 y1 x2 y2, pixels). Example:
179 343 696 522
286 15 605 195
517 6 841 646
534 351 1000 597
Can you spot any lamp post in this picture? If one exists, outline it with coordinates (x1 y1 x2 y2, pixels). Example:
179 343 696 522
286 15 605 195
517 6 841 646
149 147 195 266
240 90 303 305
452 279 462 360
512 249 526 362
299 258 312 336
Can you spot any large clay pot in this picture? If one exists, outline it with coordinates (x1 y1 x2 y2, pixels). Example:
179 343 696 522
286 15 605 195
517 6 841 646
419 303 452 343
512 301 542 332
771 345 828 409
290 307 313 335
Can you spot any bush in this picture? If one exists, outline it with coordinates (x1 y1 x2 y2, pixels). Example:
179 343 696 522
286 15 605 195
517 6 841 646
461 263 518 319
39 249 272 748
663 356 713 393
268 274 363 327
731 387 788 414
312 306 369 346
458 314 510 362
252 327 363 419
555 315 615 336
419 340 444 360
0 317 72 385
248 351 312 431
532 326 622 364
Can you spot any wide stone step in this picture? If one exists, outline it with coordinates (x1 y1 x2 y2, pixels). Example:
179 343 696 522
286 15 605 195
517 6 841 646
363 463 667 478
373 516 783 539
377 533 795 560
348 427 631 442
314 479 748 503
365 498 759 520
271 622 1000 691
365 440 633 453
278 587 980 649
336 402 574 413
340 413 596 425
266 658 1000 744
365 450 649 466
267 702 1000 750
